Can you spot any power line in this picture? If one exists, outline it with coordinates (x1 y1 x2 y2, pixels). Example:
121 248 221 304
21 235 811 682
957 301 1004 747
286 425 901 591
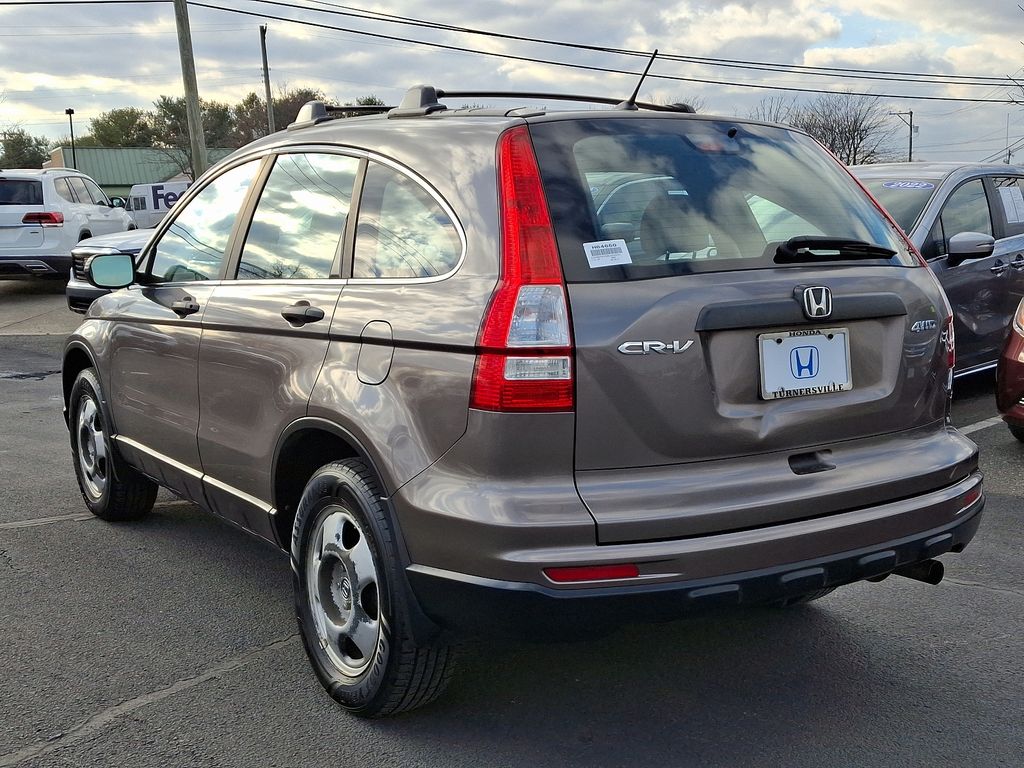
189 1 1017 104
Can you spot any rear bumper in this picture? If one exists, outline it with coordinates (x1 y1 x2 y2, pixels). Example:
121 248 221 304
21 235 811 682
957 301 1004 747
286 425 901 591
0 254 71 278
405 472 984 637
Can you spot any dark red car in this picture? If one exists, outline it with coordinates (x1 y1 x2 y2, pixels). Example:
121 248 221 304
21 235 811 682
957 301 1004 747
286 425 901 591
996 298 1024 440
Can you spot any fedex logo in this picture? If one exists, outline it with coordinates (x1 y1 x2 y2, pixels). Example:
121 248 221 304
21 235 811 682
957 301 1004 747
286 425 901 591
152 184 183 210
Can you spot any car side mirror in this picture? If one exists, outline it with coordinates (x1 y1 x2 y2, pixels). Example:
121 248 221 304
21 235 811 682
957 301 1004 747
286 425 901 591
947 231 995 267
87 253 135 289
109 197 126 208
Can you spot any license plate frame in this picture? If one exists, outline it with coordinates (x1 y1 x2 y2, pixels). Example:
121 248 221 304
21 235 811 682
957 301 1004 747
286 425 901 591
758 327 852 400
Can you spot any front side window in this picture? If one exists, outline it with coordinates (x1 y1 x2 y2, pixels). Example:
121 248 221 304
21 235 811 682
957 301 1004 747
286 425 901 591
83 179 109 205
147 160 259 283
992 176 1024 237
939 179 992 243
238 153 359 280
353 163 461 279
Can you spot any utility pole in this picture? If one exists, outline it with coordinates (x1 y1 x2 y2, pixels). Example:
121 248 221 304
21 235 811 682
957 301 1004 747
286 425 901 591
172 0 208 178
260 25 275 135
64 108 76 169
890 110 915 162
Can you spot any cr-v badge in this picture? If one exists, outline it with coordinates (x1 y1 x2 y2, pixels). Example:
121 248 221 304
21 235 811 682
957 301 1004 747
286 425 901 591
618 340 694 355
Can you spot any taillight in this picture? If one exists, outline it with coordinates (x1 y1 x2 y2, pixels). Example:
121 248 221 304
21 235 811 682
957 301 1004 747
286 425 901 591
22 212 64 227
469 125 574 412
1014 298 1024 335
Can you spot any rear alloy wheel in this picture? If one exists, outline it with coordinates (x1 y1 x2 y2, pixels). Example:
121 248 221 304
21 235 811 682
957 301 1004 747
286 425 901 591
293 459 454 717
69 368 157 521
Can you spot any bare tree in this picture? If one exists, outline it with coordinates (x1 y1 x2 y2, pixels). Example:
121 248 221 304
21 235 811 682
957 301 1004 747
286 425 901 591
788 91 896 165
748 95 798 124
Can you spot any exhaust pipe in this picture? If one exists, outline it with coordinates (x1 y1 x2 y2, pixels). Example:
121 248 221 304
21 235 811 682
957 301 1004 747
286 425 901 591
893 558 944 585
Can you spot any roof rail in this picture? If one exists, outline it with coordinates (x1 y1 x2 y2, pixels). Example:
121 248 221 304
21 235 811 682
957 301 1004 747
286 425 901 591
435 90 695 113
287 87 697 130
288 101 395 131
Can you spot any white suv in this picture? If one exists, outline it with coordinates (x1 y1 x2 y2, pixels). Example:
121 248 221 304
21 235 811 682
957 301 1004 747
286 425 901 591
0 168 134 280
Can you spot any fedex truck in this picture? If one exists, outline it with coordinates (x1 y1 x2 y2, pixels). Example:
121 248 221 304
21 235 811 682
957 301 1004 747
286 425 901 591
124 182 191 228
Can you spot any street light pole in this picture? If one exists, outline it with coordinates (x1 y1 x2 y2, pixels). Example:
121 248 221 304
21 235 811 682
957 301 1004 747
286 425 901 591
65 108 76 169
260 24 275 135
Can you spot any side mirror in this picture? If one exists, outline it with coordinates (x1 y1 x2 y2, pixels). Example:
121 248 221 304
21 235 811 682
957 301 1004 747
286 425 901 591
87 253 135 289
947 231 995 267
109 197 126 208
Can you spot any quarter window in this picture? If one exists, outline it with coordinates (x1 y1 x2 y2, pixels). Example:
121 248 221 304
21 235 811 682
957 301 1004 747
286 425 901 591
353 164 461 279
238 153 359 280
147 160 259 283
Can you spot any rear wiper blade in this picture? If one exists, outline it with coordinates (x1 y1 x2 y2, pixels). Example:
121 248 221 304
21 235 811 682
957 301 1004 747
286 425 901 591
775 236 897 264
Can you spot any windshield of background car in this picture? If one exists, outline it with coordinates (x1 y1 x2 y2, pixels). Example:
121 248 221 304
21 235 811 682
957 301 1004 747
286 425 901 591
528 118 915 282
859 179 938 234
0 180 42 205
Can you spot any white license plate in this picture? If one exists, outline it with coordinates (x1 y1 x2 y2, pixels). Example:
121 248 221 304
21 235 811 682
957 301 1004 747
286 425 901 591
759 328 852 400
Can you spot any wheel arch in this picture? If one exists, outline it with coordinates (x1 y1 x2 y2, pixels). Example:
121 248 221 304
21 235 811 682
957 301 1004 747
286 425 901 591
62 341 98 423
271 417 398 553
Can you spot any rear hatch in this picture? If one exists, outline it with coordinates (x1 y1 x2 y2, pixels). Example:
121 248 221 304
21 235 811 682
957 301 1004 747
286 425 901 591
0 177 45 252
529 117 954 543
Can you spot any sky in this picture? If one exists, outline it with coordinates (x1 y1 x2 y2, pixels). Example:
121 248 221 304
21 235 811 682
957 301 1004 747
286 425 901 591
1 0 1023 163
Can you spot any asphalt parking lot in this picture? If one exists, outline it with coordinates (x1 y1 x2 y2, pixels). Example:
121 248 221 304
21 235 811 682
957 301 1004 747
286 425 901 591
1 281 1021 768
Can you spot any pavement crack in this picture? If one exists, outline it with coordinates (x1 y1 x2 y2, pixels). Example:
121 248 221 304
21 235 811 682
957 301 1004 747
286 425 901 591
0 369 61 381
0 514 95 531
944 577 1024 600
0 634 298 767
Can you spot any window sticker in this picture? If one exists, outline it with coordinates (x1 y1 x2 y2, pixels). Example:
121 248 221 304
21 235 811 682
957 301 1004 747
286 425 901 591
999 186 1024 224
881 180 935 190
583 239 632 268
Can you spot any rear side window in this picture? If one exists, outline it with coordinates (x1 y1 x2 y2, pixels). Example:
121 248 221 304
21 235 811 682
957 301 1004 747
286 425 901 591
67 177 92 204
147 160 259 283
353 163 461 279
530 118 914 282
0 180 42 205
238 152 359 280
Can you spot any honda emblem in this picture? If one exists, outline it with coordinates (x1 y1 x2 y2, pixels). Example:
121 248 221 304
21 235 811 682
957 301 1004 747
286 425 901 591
802 286 832 320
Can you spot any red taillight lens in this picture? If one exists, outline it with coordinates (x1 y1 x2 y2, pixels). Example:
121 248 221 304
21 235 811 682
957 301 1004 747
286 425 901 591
22 211 64 226
470 125 574 412
544 564 640 583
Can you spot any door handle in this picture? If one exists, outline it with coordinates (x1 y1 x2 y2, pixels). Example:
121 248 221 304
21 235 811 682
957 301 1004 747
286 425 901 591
1011 255 1024 271
281 301 326 326
171 297 201 317
990 261 1009 275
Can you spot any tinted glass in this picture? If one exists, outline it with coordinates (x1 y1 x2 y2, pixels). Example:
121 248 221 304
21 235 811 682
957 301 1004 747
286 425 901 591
992 176 1024 237
860 179 937 234
353 163 461 279
238 153 359 280
940 179 992 240
0 180 42 205
148 161 259 283
54 179 76 203
83 179 109 205
67 177 92 204
530 118 914 283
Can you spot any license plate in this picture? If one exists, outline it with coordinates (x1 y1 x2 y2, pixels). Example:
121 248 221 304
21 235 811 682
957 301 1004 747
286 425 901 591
759 328 852 400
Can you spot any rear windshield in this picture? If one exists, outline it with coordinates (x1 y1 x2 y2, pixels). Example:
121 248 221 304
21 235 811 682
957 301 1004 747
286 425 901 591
529 118 915 282
859 179 937 234
0 179 43 206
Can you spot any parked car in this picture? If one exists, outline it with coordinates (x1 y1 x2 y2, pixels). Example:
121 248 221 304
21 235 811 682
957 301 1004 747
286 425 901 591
851 162 1024 376
995 297 1024 439
66 229 152 313
0 167 134 280
63 87 984 717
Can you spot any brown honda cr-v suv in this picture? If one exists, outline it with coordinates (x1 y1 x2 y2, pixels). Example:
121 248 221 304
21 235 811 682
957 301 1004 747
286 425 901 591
63 86 984 717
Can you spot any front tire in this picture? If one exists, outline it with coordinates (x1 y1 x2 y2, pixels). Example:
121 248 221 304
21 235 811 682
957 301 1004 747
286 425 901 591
292 459 454 717
1008 424 1024 443
69 368 157 521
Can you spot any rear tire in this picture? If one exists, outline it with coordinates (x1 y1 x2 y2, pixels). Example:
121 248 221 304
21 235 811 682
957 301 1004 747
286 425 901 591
292 458 454 717
69 368 157 521
1008 424 1024 443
